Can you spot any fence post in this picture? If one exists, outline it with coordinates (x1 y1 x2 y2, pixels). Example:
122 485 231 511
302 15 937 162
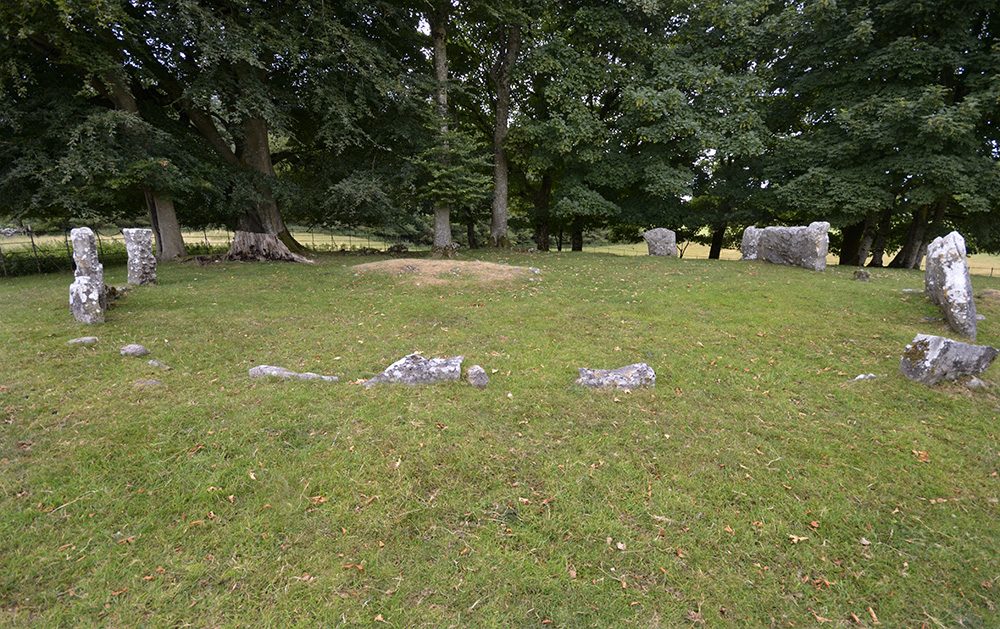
28 225 42 274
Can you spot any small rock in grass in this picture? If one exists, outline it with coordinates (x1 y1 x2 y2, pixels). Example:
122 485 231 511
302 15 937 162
248 365 338 382
120 344 149 356
853 269 871 281
364 354 462 387
68 336 99 345
577 363 656 390
148 360 172 370
467 365 490 389
854 373 876 381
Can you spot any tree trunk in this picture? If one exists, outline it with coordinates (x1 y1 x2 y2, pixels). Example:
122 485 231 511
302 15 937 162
430 3 453 254
145 191 186 261
226 116 310 262
466 213 478 249
98 71 187 261
571 220 583 251
488 25 521 248
709 223 727 259
889 205 930 269
531 174 553 251
868 207 894 267
855 211 881 266
838 219 866 266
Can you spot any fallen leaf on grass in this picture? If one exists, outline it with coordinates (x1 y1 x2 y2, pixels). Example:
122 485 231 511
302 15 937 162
788 534 809 544
912 450 930 463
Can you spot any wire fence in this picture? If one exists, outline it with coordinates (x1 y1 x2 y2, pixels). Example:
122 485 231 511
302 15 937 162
0 226 411 278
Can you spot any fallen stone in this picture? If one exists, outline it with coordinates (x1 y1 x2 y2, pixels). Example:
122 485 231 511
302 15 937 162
467 365 490 389
925 231 977 339
67 336 99 345
248 365 338 382
758 222 830 271
853 269 870 281
120 344 149 357
577 363 656 390
643 228 677 257
740 226 762 260
364 354 463 387
899 334 998 386
148 360 172 370
122 228 157 285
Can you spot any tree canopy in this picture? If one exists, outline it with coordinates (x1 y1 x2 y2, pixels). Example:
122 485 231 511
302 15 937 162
2 0 997 263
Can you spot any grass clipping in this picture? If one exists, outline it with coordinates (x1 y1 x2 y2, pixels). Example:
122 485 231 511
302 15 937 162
352 259 536 285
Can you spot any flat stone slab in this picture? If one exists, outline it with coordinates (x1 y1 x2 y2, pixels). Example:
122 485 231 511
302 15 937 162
364 354 463 388
148 360 172 370
67 336 99 345
249 365 338 382
120 344 149 356
577 363 656 390
899 334 998 386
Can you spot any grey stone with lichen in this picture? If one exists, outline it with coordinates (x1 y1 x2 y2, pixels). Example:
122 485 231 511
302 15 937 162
123 228 157 285
467 365 490 389
364 354 463 387
925 231 977 340
757 222 830 272
120 344 149 356
577 363 656 390
248 365 338 382
643 228 677 257
68 336 99 345
740 226 761 260
69 227 106 323
899 334 998 386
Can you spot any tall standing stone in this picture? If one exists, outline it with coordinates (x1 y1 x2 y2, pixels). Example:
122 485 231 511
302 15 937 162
123 228 157 285
740 226 761 260
925 231 977 340
69 227 106 324
643 228 677 257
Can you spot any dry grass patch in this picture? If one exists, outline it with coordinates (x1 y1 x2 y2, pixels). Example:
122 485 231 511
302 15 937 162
351 258 536 285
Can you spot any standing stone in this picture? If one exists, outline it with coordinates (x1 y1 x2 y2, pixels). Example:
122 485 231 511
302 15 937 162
757 221 830 271
122 228 157 285
643 228 677 257
364 354 463 387
69 227 106 324
577 363 656 390
740 226 761 260
925 231 977 340
899 334 998 386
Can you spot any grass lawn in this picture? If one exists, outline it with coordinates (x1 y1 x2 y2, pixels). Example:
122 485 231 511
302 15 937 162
2 250 999 627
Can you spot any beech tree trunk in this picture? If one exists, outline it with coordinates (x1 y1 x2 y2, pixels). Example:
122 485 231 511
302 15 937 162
709 223 727 260
226 116 309 262
855 211 881 266
430 3 453 254
889 205 930 269
571 220 583 251
488 25 521 248
868 207 894 267
145 192 186 261
838 219 866 266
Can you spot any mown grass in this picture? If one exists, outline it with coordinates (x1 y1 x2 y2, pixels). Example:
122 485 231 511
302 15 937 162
1 251 999 627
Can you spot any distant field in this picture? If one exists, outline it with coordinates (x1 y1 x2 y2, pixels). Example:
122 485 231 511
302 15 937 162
3 229 1000 277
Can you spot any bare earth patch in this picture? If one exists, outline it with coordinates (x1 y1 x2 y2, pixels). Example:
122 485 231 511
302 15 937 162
351 259 536 285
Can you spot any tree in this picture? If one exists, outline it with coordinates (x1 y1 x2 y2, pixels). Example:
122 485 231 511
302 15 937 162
765 0 1000 267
